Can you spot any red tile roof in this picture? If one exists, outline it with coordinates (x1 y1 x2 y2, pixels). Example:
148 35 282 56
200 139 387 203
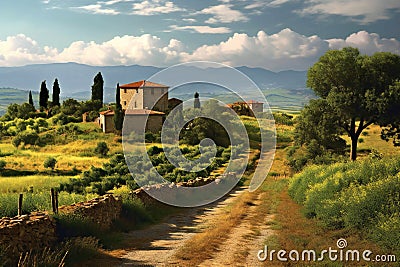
99 110 115 116
125 109 165 115
120 80 169 89
247 100 263 104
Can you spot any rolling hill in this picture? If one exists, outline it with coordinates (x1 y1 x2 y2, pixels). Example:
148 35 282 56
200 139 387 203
0 63 315 114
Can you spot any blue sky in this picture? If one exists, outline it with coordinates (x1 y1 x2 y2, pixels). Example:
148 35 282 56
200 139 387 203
0 0 399 70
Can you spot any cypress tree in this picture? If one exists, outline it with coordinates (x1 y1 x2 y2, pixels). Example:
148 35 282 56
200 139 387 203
39 80 49 109
91 72 104 110
52 78 61 106
114 83 124 131
194 92 201 109
28 91 35 109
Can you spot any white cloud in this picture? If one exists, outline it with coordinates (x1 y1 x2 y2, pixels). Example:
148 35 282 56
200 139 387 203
267 0 292 7
101 0 133 5
182 29 329 71
57 34 185 66
327 31 400 55
245 2 266 9
132 0 185 15
73 4 120 15
169 25 231 34
182 18 197 23
198 4 249 24
299 0 400 24
0 34 58 66
0 30 399 71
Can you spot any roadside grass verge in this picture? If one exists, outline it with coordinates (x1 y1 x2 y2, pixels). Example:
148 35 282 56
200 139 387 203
275 186 386 266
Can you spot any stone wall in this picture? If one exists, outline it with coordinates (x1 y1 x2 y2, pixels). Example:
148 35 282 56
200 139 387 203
0 178 214 257
0 211 56 255
132 177 216 204
58 194 122 230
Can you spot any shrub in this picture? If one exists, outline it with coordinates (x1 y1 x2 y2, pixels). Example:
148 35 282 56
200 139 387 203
12 130 40 148
0 160 6 171
38 132 55 146
94 141 109 157
286 141 344 172
273 112 294 126
147 145 163 156
289 157 400 253
12 137 22 148
44 157 57 171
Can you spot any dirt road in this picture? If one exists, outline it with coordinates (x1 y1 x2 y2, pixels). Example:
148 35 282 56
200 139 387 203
116 186 277 266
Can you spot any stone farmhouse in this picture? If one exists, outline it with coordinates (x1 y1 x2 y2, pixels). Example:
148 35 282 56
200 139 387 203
246 100 264 113
99 80 177 133
98 80 263 133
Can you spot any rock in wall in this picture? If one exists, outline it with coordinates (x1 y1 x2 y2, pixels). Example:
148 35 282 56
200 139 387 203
132 177 215 205
0 211 56 255
58 194 122 230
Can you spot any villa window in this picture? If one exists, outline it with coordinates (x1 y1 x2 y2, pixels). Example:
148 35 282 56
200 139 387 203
124 89 127 94
124 101 127 106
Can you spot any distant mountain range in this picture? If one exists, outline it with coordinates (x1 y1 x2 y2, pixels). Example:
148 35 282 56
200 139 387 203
0 63 314 114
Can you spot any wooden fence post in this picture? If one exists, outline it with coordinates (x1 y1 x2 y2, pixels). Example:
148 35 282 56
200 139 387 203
51 188 56 214
18 193 23 216
55 190 59 214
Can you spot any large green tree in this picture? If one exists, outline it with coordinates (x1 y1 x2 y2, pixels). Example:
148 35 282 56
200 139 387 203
52 78 61 106
39 80 49 109
380 81 400 146
91 72 104 110
294 99 346 152
114 83 124 132
306 47 400 160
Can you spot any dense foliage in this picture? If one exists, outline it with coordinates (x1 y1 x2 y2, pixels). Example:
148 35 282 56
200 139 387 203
58 144 232 195
178 100 237 147
273 112 293 126
228 102 254 117
306 47 400 160
288 157 400 252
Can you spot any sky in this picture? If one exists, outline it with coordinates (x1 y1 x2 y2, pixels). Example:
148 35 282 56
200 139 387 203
0 0 399 71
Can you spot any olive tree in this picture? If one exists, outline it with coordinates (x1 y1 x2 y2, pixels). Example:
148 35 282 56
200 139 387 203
305 47 400 160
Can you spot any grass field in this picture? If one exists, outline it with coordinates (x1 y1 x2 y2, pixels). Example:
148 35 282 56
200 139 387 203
343 124 400 157
0 123 122 172
0 175 72 193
